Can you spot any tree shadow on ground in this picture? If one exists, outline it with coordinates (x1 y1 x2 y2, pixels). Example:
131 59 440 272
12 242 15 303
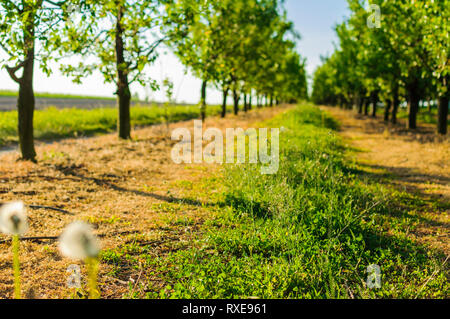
351 163 450 189
43 163 218 209
344 162 449 253
332 108 449 145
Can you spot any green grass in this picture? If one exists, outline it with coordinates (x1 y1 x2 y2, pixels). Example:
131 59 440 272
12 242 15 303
125 106 449 298
0 90 116 100
0 104 225 146
102 103 448 299
397 107 439 125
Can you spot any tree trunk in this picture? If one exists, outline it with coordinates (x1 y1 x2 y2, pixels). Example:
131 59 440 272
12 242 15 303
437 96 448 135
391 85 399 124
437 76 449 135
17 56 36 162
6 3 38 161
384 99 392 122
248 95 252 110
116 6 131 139
243 94 248 112
117 82 131 139
233 90 240 115
407 81 420 130
371 92 378 117
357 96 364 114
348 96 354 110
200 80 207 121
221 88 228 118
270 95 273 107
364 98 370 116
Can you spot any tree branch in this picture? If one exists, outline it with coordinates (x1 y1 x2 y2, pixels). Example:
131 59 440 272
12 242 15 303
129 37 168 72
2 0 23 14
5 60 27 84
0 41 14 57
43 0 67 7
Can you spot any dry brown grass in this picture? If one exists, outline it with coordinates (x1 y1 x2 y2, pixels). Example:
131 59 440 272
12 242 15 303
321 106 449 254
0 106 291 299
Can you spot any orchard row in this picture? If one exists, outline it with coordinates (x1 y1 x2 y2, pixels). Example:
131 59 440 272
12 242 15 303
312 0 448 134
0 0 308 161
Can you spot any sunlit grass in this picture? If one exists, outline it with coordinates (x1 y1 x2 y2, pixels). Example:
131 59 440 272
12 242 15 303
397 107 438 125
0 90 116 100
382 106 438 125
0 104 226 146
117 103 447 299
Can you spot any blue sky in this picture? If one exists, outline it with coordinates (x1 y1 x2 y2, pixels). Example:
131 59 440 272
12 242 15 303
285 0 350 76
0 1 350 104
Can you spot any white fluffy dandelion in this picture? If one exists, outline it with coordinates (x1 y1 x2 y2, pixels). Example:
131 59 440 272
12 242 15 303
0 201 28 298
59 221 100 260
0 201 28 236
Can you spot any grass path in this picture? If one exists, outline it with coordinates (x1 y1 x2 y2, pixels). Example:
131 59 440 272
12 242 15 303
0 104 448 299
144 105 448 298
321 106 449 254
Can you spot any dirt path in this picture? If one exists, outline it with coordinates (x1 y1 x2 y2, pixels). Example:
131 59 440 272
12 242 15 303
322 106 449 255
0 105 291 299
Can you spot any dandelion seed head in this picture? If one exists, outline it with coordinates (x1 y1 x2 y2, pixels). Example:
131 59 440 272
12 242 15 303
0 201 28 235
59 221 100 260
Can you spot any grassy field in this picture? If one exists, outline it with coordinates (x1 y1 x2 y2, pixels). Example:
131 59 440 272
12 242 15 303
0 90 116 100
99 104 448 299
0 104 224 147
397 107 440 125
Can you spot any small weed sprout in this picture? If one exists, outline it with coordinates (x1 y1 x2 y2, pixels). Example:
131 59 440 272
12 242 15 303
0 201 29 299
59 221 101 299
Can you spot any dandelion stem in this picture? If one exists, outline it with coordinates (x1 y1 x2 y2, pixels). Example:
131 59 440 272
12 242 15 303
86 257 99 299
12 235 21 299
